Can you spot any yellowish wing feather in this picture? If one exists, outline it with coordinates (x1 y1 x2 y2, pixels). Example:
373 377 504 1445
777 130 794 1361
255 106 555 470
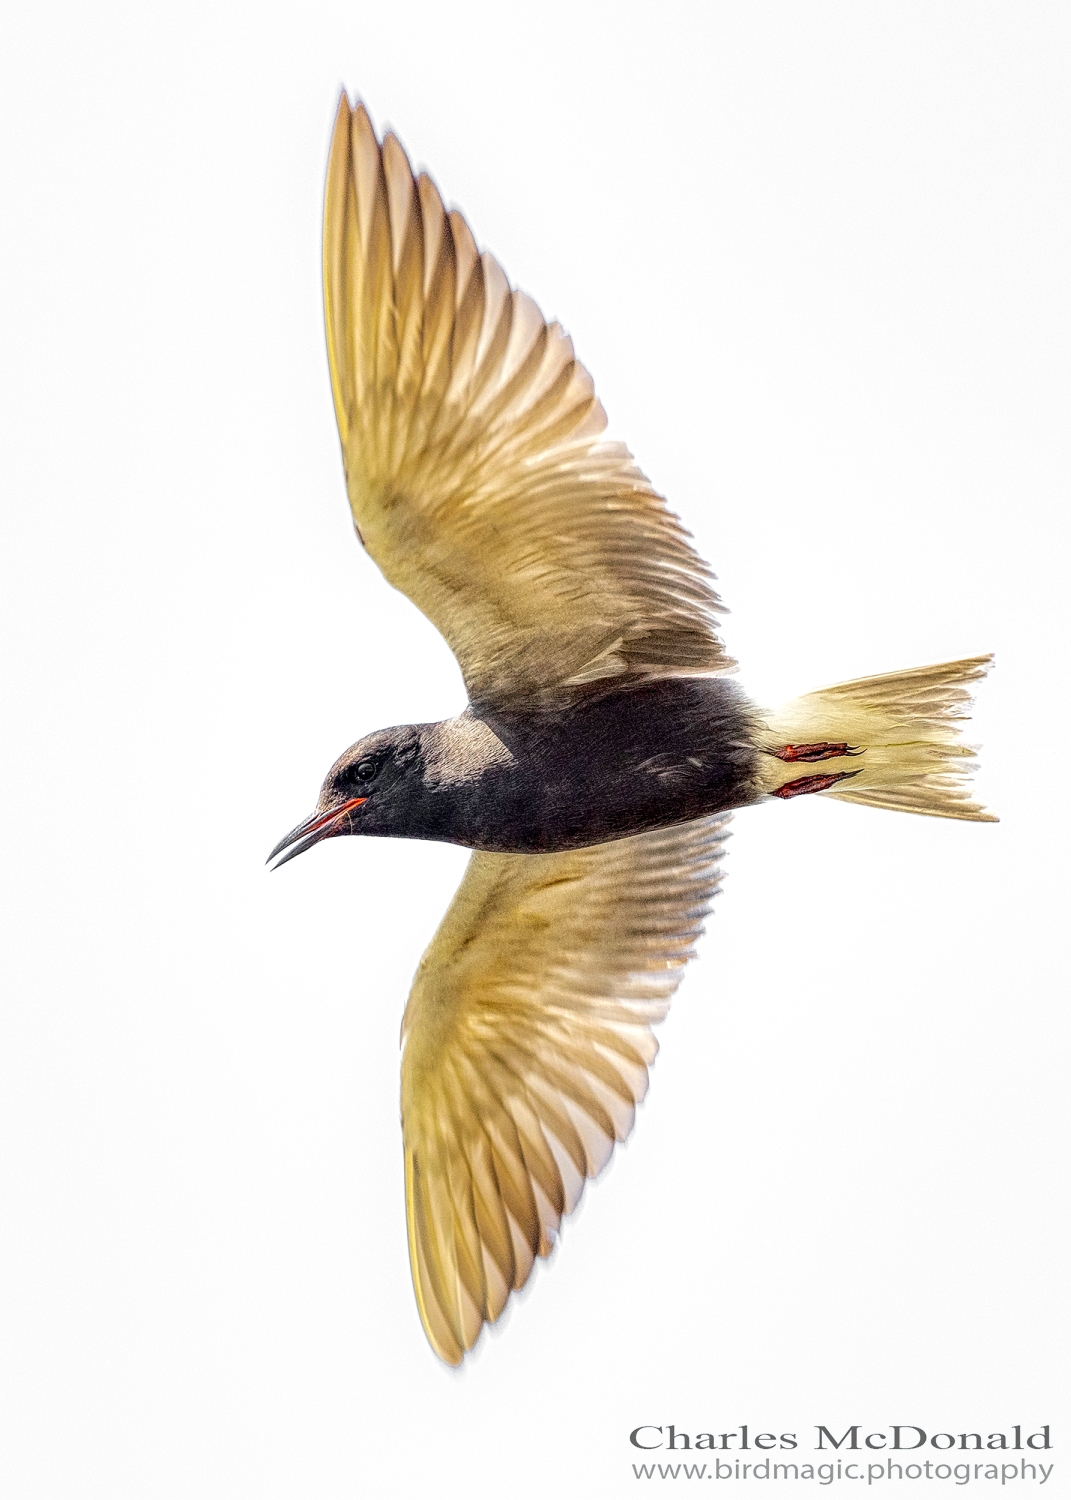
399 816 730 1364
323 93 731 709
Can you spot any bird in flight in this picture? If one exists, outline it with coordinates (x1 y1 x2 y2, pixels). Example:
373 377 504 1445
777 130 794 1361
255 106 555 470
270 93 995 1366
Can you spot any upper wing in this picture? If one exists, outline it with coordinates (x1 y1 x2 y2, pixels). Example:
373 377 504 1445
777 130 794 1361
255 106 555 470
399 815 730 1364
323 94 731 710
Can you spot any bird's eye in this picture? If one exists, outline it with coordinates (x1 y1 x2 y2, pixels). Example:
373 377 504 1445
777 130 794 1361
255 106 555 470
354 757 379 782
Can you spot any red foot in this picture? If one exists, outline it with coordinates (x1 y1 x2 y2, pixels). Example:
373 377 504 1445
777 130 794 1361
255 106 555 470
773 741 862 763
773 769 862 800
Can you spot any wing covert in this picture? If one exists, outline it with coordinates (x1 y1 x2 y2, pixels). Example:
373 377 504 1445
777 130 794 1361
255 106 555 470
323 94 732 709
399 815 730 1364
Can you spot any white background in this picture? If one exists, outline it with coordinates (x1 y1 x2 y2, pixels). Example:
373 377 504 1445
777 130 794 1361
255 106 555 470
1 3 1067 1495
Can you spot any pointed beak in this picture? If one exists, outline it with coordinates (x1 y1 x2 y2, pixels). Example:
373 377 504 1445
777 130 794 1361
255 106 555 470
266 797 368 870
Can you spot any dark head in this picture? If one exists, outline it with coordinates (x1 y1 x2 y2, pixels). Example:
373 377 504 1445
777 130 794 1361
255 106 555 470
267 724 427 868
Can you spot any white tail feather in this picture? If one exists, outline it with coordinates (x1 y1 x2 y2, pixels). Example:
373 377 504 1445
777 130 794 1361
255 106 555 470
758 655 996 822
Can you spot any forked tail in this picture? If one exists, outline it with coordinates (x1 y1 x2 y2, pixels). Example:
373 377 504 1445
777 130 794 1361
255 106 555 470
757 655 996 822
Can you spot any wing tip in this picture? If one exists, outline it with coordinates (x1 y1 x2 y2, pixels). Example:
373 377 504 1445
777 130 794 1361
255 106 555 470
330 90 381 158
404 1147 475 1367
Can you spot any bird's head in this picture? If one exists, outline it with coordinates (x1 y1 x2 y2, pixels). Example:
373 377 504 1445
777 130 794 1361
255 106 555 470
267 725 425 868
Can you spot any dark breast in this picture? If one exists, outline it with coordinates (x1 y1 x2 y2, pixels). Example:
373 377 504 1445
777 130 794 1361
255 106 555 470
453 676 763 853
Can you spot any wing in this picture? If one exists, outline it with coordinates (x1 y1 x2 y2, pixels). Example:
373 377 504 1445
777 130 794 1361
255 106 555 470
399 815 730 1364
323 94 732 711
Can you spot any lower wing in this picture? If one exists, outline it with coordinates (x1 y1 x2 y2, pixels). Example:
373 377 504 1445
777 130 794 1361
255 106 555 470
399 815 731 1363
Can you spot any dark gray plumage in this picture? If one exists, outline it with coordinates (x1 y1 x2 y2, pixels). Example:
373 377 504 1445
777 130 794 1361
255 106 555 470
274 678 761 862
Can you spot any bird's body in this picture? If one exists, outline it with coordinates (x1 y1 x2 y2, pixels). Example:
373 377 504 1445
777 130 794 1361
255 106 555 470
314 676 760 854
271 94 995 1366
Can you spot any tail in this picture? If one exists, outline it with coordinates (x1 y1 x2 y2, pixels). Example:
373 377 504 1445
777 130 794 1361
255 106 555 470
757 655 996 822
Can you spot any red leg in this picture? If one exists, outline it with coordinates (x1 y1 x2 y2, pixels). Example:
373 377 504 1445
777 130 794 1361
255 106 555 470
773 741 862 763
773 769 862 800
